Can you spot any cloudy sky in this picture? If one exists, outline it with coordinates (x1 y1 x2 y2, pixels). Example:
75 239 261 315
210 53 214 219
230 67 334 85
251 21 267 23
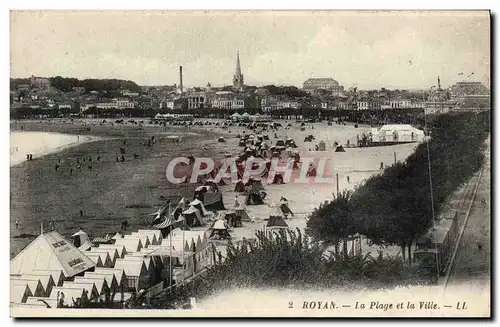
10 11 490 89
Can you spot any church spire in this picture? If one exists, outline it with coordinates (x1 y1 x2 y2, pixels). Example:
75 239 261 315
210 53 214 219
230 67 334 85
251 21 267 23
233 50 244 90
235 51 241 76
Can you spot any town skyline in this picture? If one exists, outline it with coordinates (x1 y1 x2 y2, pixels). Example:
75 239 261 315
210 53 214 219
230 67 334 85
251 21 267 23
11 11 490 90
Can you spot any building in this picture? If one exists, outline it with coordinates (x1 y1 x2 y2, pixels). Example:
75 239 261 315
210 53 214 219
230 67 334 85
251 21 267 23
356 101 369 110
302 78 344 96
211 97 245 110
81 99 134 111
233 51 244 90
30 76 51 92
449 81 490 109
389 100 412 109
187 92 206 109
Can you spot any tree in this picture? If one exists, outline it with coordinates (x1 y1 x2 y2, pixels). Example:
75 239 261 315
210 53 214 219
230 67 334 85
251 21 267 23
306 190 358 256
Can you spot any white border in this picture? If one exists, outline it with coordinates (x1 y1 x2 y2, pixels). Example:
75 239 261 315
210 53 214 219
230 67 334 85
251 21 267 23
2 1 498 326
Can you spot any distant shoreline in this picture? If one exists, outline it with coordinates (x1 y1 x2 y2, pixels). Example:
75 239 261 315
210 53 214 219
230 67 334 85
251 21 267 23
10 131 104 167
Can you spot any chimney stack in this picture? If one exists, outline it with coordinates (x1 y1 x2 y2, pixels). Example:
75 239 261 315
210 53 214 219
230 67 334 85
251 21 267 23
179 66 183 95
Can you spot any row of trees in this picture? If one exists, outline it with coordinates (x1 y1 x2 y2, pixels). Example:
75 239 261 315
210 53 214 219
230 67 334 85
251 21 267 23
306 111 490 264
10 77 142 93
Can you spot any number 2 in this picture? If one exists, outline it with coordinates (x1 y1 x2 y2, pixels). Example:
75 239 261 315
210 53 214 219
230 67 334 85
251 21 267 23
289 301 293 308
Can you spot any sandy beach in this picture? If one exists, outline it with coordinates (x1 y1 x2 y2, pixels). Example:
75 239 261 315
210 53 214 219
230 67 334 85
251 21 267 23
10 118 418 258
10 131 102 167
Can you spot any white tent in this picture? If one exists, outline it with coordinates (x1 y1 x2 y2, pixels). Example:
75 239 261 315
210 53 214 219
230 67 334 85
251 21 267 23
10 285 33 304
87 252 113 268
11 278 48 297
137 229 162 245
113 238 143 253
73 277 110 296
93 268 127 288
82 272 120 293
189 198 210 217
11 280 45 298
31 270 65 287
126 233 152 248
49 286 90 307
84 253 105 268
61 281 100 299
89 248 119 266
10 231 95 278
114 259 148 279
96 245 126 259
72 230 92 251
11 274 55 297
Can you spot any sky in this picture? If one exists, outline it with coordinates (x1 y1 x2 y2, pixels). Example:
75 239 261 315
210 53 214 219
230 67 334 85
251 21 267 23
10 10 490 89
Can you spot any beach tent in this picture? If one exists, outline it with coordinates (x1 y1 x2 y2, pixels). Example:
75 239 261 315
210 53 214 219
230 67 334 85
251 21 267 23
137 230 162 245
234 206 251 222
89 248 119 266
266 215 289 230
189 199 210 217
82 272 119 294
86 252 113 268
59 282 100 300
182 206 205 227
245 185 266 205
84 253 105 268
124 234 152 249
10 285 33 304
221 210 241 228
12 274 56 297
24 297 58 308
113 238 143 253
73 277 110 299
31 270 65 287
234 180 246 192
10 231 95 278
96 245 126 259
11 279 45 298
49 286 90 307
113 259 149 292
208 219 231 240
72 230 92 251
93 268 127 290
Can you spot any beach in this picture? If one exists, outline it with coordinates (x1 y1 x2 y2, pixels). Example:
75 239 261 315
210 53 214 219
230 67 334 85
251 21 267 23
10 118 418 258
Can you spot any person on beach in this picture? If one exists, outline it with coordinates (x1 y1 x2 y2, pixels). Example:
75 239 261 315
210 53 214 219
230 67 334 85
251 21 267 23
97 156 101 162
80 210 83 217
55 163 60 171
15 219 19 229
29 154 33 161
26 154 30 161
347 176 350 183
380 162 384 169
70 168 73 176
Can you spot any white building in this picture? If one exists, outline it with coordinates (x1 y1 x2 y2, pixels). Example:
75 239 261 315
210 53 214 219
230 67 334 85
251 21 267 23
356 101 369 110
371 124 425 143
211 98 244 110
81 99 134 111
389 100 412 109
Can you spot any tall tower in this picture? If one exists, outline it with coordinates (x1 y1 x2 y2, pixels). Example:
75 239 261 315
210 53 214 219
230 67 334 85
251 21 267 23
233 51 244 90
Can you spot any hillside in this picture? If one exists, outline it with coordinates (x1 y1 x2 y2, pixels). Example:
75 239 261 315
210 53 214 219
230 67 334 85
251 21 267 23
10 76 141 93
